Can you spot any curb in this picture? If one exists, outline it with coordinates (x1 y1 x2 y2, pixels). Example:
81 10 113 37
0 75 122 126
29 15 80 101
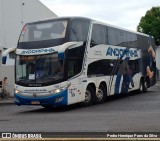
0 98 14 105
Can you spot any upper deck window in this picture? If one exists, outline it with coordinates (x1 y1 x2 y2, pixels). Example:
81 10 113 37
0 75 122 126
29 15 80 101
69 19 90 42
19 20 68 42
18 18 91 49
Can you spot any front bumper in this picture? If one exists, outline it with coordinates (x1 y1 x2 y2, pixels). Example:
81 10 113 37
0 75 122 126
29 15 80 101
14 89 68 107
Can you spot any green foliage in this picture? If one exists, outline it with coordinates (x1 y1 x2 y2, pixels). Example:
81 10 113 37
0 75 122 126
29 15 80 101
137 7 160 46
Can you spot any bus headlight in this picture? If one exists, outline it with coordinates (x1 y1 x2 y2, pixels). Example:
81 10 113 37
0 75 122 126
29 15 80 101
49 89 61 94
54 89 61 93
15 89 22 94
49 84 70 94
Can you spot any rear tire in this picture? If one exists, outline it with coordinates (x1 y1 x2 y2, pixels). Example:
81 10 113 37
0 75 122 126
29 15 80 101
138 79 148 93
94 84 107 104
82 85 95 106
143 81 148 93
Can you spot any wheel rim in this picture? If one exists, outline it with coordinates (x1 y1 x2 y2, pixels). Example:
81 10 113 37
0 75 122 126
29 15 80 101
97 88 103 100
85 90 91 102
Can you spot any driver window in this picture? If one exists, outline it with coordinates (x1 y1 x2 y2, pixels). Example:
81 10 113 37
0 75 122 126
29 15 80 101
68 60 76 78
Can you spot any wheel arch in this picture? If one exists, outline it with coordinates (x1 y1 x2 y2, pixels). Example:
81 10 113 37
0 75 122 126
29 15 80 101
99 81 107 93
87 83 96 93
82 81 96 101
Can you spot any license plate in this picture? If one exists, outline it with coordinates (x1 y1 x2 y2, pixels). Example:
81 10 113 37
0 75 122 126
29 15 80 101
31 101 40 105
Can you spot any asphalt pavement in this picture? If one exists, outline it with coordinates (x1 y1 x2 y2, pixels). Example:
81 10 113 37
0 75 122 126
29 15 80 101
0 81 160 133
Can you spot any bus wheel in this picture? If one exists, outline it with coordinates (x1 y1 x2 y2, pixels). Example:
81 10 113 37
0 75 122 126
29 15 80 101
83 85 94 106
95 84 107 104
139 79 148 93
143 81 148 93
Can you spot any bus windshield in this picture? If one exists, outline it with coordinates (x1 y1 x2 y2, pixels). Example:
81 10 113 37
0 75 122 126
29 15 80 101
19 20 68 42
16 53 64 86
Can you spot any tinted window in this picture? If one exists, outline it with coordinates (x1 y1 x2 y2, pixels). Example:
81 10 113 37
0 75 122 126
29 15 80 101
87 60 103 76
127 32 137 48
69 19 90 42
87 60 113 76
67 58 83 79
108 27 128 47
107 27 151 49
108 27 118 46
15 53 64 87
137 35 149 49
87 59 140 77
117 30 128 47
19 21 68 42
66 45 85 79
91 24 107 47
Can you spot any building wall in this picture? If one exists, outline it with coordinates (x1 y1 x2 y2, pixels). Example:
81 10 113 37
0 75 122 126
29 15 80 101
0 51 14 96
0 0 57 50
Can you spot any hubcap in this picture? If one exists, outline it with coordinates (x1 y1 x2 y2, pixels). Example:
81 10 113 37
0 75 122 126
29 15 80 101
97 88 103 100
85 90 91 102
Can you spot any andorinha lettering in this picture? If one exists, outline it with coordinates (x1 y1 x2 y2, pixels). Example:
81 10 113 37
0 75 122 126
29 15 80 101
21 48 55 55
106 47 138 58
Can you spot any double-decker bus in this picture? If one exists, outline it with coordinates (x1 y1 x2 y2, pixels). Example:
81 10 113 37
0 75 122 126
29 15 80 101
2 17 156 108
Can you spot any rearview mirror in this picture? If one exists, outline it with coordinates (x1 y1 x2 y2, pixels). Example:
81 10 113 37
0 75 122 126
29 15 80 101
2 48 16 65
2 56 7 64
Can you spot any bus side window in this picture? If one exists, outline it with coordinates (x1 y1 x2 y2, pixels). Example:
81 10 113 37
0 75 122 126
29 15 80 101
69 19 90 42
91 24 106 47
87 60 104 76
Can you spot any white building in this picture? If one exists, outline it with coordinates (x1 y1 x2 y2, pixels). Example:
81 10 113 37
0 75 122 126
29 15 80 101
0 0 57 95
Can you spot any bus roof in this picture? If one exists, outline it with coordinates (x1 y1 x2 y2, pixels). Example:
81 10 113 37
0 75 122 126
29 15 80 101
25 16 91 24
25 16 151 38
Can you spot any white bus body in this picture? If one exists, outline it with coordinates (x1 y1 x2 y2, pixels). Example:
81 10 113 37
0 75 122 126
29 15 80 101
2 17 156 107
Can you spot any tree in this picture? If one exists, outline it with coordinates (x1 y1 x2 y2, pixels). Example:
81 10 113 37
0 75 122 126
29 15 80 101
137 7 160 46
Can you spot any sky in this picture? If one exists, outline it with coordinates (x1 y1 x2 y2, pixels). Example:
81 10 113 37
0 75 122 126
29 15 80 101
39 0 160 31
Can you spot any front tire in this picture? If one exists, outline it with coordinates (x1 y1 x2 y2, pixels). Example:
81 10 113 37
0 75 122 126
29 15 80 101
143 81 148 93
